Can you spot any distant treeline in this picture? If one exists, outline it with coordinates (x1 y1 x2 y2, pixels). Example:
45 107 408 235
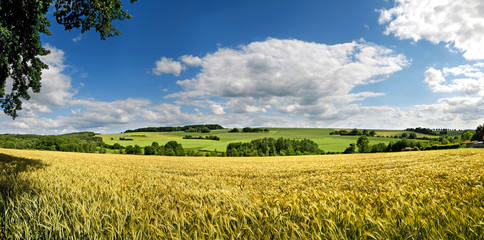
0 132 102 153
226 137 321 156
342 135 463 154
124 124 223 133
183 135 220 141
330 129 376 137
229 127 269 133
405 127 454 136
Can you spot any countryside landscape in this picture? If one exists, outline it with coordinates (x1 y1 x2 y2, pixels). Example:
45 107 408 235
1 0 484 239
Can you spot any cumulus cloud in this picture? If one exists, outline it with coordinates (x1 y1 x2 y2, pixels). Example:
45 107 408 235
420 63 484 127
210 104 225 115
424 64 484 95
415 96 484 125
169 38 408 118
153 57 185 76
66 98 153 128
32 45 75 108
226 98 268 114
379 0 484 60
180 55 202 67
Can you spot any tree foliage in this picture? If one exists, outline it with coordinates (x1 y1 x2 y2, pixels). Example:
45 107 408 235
330 129 376 137
356 136 370 153
405 127 439 136
241 127 269 133
0 131 101 152
229 128 240 133
476 124 484 141
343 143 356 154
226 137 321 157
0 0 137 118
124 124 223 133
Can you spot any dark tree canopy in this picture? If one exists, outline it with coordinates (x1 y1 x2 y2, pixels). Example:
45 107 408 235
476 123 484 141
356 135 370 153
0 0 137 118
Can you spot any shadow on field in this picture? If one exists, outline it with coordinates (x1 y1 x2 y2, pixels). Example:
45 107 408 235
0 153 49 238
0 153 48 199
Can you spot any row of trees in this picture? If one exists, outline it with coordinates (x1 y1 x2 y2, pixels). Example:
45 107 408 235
226 137 321 157
330 129 376 137
124 124 223 133
229 127 270 133
183 135 220 141
126 141 186 156
405 127 442 136
344 135 464 154
103 141 225 157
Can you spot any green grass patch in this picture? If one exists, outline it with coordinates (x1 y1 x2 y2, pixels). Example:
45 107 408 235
98 128 437 152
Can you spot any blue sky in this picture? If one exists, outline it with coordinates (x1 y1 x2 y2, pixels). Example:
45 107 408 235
1 0 483 134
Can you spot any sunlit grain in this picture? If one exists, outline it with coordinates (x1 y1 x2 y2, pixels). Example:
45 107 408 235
1 148 483 239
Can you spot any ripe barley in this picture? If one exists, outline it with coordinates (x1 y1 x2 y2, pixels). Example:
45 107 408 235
0 149 483 239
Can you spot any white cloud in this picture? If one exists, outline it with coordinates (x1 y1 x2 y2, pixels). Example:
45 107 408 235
379 0 484 60
32 45 75 108
169 38 408 118
415 96 484 124
21 103 53 118
153 57 185 76
420 63 484 127
66 98 153 128
226 98 268 114
180 55 202 67
72 34 82 43
210 104 225 115
424 64 484 95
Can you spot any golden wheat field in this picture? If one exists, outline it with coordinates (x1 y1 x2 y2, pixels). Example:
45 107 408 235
1 148 483 239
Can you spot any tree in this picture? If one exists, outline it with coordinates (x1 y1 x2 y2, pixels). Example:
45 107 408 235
144 146 155 155
349 129 361 136
475 124 484 141
408 133 417 139
125 145 134 154
369 130 376 137
461 131 473 141
343 143 356 154
370 143 387 153
356 136 370 153
133 144 142 155
0 0 137 118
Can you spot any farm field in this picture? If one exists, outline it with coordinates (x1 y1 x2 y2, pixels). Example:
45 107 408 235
1 148 483 239
98 128 438 152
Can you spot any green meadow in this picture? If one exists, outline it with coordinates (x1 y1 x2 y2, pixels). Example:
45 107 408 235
98 128 438 153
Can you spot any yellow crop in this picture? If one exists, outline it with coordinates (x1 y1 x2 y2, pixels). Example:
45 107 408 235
1 148 483 239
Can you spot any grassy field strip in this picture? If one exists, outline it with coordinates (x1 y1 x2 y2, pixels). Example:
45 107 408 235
1 148 483 239
98 128 437 152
